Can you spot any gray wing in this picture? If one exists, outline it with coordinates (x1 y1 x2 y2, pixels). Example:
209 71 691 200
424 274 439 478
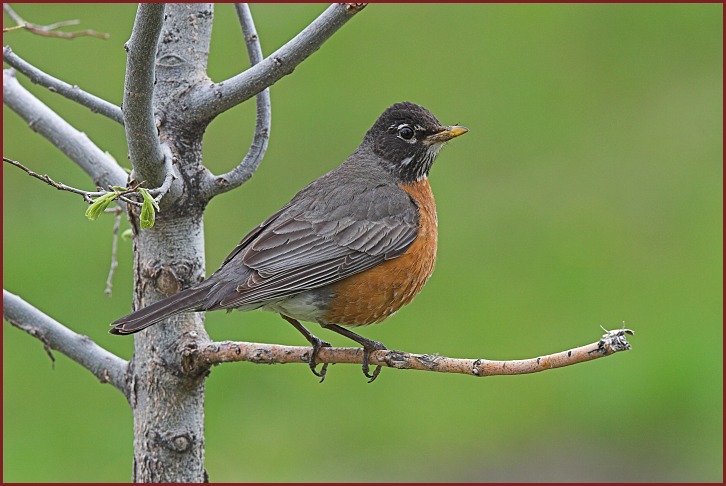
206 181 418 310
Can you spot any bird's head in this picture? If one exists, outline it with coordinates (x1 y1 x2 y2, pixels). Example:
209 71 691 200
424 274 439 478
363 101 468 183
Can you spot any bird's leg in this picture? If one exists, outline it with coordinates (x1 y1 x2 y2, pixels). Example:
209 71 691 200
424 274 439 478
322 324 387 383
280 314 331 382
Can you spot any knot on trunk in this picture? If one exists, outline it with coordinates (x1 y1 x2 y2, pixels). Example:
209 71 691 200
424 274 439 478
154 431 195 453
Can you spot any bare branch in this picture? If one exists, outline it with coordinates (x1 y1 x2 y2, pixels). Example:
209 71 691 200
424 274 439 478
2 46 124 124
3 154 144 210
235 4 264 66
189 3 366 123
105 207 123 297
123 3 166 187
144 144 176 204
2 3 110 39
202 3 271 199
187 328 634 378
3 289 128 394
3 70 127 189
4 155 100 203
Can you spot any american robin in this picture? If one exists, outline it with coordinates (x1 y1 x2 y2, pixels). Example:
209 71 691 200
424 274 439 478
110 101 468 382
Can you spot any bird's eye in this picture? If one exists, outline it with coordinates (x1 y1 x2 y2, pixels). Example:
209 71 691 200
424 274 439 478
398 126 415 140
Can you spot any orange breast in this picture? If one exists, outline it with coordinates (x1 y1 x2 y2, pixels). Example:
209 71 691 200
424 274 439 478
324 179 438 327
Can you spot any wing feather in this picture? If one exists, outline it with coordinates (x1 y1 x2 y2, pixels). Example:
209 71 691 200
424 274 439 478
208 174 420 309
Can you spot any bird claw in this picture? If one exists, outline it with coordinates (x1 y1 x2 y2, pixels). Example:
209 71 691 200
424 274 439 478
361 341 387 383
308 337 332 383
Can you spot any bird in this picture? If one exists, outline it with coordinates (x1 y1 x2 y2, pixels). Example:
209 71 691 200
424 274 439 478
110 101 468 382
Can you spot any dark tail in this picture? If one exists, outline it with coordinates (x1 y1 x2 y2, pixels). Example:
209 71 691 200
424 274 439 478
109 286 211 335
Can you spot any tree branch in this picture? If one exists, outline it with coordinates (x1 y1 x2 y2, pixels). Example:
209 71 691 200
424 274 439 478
189 3 366 123
3 289 128 394
2 46 124 124
104 207 123 296
202 3 271 199
3 155 104 203
186 328 634 378
123 3 166 187
2 3 110 39
2 154 181 213
3 69 128 188
144 144 176 203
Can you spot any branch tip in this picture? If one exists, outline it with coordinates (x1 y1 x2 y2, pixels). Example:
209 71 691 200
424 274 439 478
2 4 109 39
343 3 367 12
598 328 634 353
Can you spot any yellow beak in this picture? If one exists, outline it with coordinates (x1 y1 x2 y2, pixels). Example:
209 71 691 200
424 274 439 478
425 125 469 144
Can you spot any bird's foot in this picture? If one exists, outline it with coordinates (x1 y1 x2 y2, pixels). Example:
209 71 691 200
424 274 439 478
279 314 332 383
361 340 387 383
308 336 332 383
320 323 388 383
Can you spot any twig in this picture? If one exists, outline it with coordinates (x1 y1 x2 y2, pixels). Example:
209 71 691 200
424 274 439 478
2 155 177 211
2 3 109 39
189 3 366 123
144 144 176 204
3 156 143 208
105 208 122 297
123 3 166 187
203 3 271 199
3 289 128 394
4 156 99 203
3 69 128 189
236 4 265 66
188 327 634 378
2 46 124 124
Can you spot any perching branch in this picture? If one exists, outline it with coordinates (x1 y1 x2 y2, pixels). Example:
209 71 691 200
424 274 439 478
186 328 634 378
189 3 366 123
202 3 271 199
123 3 166 187
3 289 128 395
3 69 128 189
2 46 124 124
2 3 110 39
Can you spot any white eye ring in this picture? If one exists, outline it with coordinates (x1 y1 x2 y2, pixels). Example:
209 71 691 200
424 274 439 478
397 125 415 141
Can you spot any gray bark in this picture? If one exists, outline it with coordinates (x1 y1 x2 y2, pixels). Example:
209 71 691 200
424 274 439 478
123 3 166 188
3 290 128 393
3 69 128 189
128 215 209 482
3 45 125 124
187 3 365 124
123 3 213 482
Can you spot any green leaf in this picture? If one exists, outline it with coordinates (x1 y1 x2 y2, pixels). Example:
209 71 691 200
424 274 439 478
121 228 133 240
138 188 158 229
85 193 116 221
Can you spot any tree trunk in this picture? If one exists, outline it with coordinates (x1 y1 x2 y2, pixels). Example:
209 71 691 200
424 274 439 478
129 215 209 482
125 4 214 482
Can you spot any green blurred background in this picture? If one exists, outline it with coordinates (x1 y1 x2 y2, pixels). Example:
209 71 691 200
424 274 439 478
3 3 722 482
